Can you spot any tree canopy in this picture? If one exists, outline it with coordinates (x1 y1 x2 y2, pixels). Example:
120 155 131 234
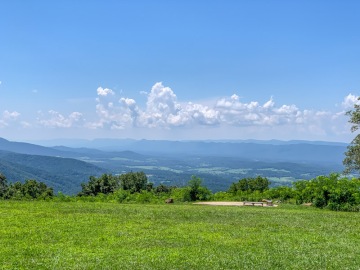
228 176 270 194
0 176 53 200
343 96 360 173
0 173 8 198
78 171 150 196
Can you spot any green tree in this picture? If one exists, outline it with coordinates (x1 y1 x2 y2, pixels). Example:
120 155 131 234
344 96 360 173
293 173 360 211
155 183 173 194
22 179 54 199
228 176 270 194
187 176 212 201
4 179 53 200
5 181 23 200
248 176 270 192
0 173 8 198
264 186 294 201
119 171 148 193
188 175 202 201
79 174 119 196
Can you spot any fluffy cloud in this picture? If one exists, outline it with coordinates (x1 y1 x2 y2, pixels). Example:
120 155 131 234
97 87 115 97
0 119 7 128
342 94 360 109
38 110 84 128
0 110 20 128
3 110 20 120
91 82 222 129
0 82 356 141
89 83 354 139
214 94 305 126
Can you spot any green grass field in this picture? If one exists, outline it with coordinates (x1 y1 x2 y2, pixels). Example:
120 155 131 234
1 201 359 269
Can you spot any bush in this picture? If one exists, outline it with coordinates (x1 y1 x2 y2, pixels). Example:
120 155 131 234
294 174 360 211
264 186 295 202
170 187 192 202
136 191 153 203
187 176 212 201
213 191 232 201
229 176 270 195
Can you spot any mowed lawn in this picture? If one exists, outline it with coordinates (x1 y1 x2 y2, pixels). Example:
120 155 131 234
0 201 359 269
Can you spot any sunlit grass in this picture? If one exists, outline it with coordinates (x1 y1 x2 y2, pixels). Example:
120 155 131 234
0 201 359 269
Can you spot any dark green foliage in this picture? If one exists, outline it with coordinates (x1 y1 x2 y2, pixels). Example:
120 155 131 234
343 136 360 174
294 174 360 211
264 186 295 202
3 179 53 200
0 173 7 198
188 175 202 201
344 97 360 173
22 179 54 199
186 176 212 201
119 171 148 193
0 151 106 194
79 171 150 196
229 176 270 194
79 174 119 196
0 172 54 200
154 183 174 194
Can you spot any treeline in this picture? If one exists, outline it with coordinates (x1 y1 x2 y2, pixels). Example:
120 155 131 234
77 172 212 203
225 174 360 212
1 171 360 212
0 174 53 200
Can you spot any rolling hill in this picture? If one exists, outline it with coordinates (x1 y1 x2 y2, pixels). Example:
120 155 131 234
0 150 106 194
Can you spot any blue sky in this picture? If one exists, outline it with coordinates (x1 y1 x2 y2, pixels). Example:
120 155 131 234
0 0 359 142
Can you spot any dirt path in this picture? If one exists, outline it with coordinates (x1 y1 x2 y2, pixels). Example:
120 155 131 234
193 201 278 207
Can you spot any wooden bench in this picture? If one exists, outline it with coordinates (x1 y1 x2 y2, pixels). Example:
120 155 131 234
243 201 265 206
262 199 273 206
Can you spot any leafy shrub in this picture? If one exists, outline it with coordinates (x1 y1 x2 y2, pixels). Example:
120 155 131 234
136 191 153 203
2 179 54 200
171 187 192 202
264 186 295 202
229 176 270 195
113 189 131 203
294 174 360 211
213 191 232 201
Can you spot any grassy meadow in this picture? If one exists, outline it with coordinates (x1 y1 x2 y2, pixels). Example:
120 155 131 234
0 201 359 269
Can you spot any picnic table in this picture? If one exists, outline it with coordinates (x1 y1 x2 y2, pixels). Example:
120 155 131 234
243 201 265 206
243 200 273 206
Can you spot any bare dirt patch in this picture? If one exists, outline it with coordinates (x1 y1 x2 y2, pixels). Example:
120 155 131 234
193 201 278 207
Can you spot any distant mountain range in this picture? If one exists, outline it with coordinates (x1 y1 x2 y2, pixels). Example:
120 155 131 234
25 138 348 163
0 137 349 194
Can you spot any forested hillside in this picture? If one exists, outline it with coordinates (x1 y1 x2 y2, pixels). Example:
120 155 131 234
0 151 105 194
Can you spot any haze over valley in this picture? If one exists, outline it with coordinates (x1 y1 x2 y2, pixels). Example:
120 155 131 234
0 137 346 194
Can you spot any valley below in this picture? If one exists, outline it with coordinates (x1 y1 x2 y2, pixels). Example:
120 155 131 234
0 137 347 194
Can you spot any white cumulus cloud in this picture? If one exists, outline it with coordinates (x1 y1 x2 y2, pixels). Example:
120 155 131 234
342 93 360 109
90 83 355 137
31 82 352 141
0 110 21 128
3 110 20 120
91 82 223 129
38 110 84 128
97 87 115 96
